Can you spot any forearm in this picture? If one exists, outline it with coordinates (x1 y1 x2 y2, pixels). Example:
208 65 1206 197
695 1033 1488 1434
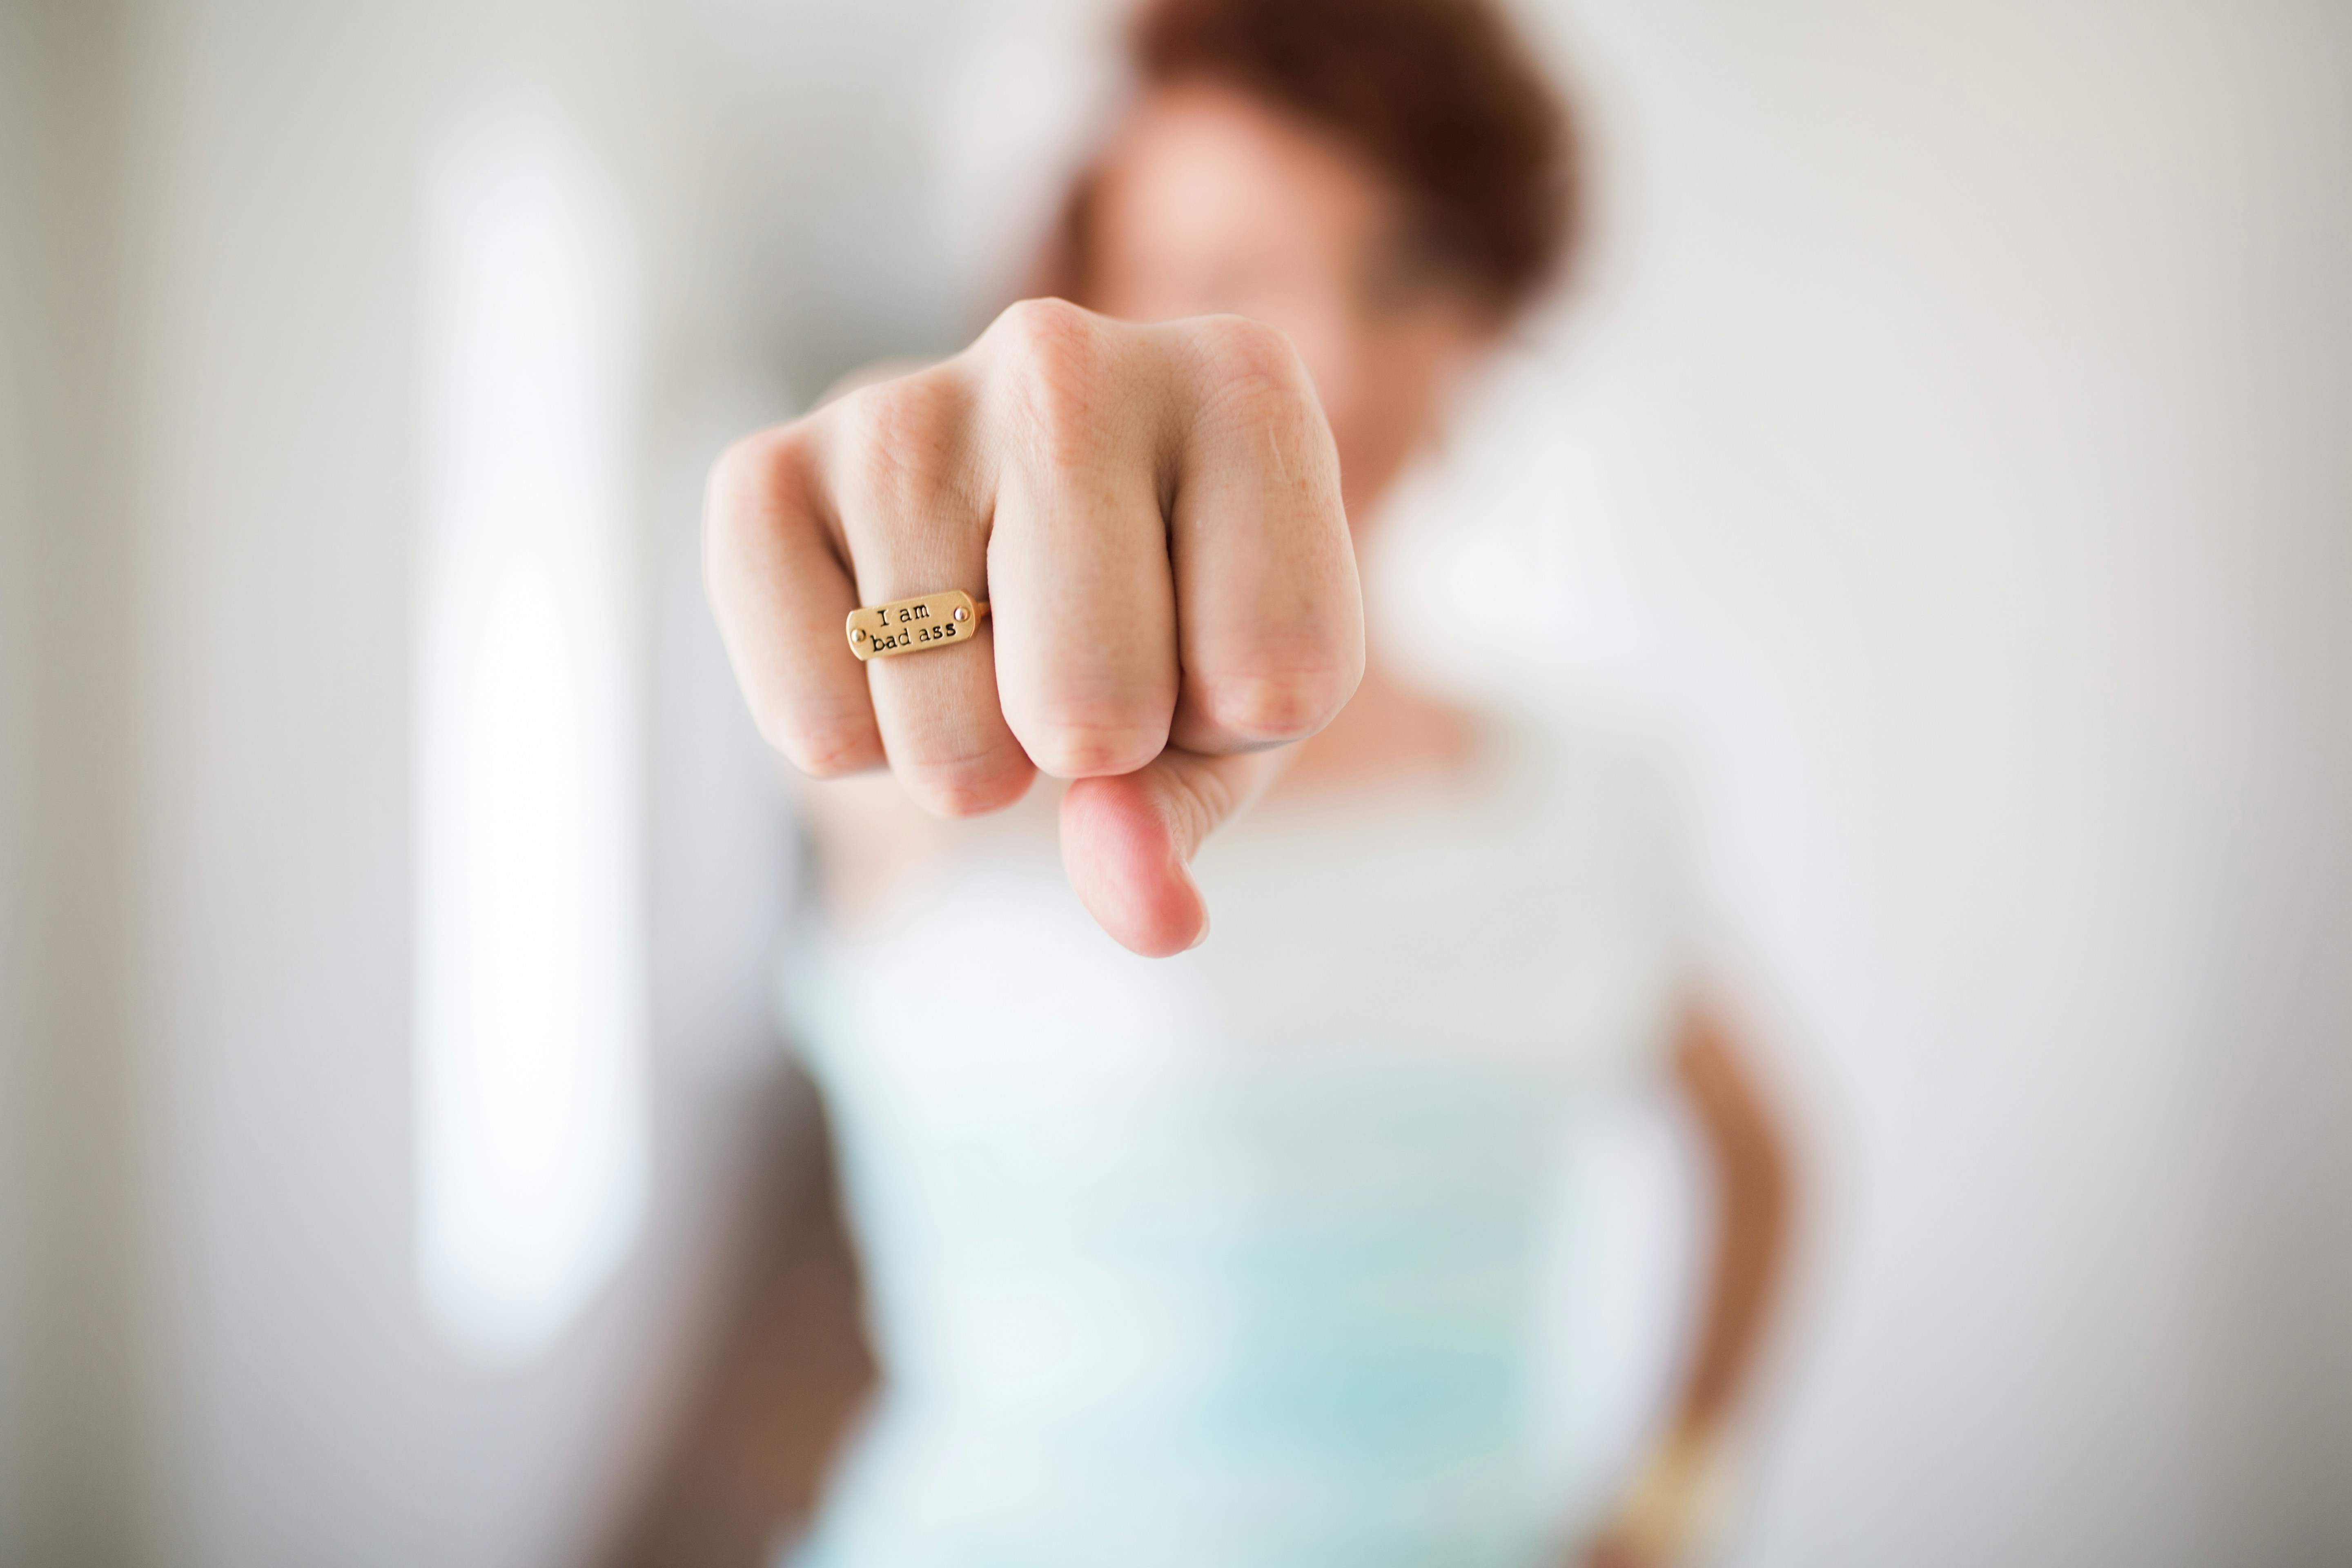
1582 1009 1796 1568
1668 1007 1793 1438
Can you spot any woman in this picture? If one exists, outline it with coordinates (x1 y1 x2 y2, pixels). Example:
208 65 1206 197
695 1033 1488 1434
695 1 1796 1564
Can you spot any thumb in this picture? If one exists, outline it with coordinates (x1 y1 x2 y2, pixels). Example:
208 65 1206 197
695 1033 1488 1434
1059 746 1290 958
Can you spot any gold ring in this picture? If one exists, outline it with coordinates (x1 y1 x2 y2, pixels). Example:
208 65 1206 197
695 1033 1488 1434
846 590 989 662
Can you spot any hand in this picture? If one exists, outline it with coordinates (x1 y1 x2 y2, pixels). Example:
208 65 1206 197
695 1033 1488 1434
704 298 1362 956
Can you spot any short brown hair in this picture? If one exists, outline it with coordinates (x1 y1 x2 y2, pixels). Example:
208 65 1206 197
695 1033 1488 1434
1055 0 1579 321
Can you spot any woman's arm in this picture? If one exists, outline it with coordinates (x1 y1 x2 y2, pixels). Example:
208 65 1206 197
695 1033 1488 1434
1585 1006 1797 1568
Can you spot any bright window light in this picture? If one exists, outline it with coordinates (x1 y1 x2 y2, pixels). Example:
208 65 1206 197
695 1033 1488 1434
414 94 647 1363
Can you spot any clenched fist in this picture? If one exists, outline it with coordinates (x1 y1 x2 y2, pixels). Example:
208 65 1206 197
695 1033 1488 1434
704 299 1363 956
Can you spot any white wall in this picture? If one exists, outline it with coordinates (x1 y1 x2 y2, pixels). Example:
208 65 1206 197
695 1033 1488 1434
2 0 982 1559
118 0 807 1564
1503 2 2352 1561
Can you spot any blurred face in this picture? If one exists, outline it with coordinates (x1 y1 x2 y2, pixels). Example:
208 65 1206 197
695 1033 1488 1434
1085 82 1495 524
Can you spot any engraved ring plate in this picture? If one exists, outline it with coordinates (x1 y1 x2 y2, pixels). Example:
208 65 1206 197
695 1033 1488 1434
846 590 988 662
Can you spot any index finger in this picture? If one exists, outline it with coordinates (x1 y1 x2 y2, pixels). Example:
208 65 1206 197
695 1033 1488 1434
1160 316 1362 755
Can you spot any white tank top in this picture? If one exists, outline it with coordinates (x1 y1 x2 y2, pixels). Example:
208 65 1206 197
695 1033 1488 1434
782 719 1693 1568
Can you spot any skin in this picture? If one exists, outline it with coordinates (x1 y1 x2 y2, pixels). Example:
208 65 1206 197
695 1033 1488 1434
705 292 1358 957
1084 84 1497 801
696 81 1795 1568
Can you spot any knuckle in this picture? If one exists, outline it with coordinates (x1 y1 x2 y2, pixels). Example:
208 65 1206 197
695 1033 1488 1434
705 425 808 538
835 372 973 521
707 425 780 496
895 752 1033 819
1188 314 1307 408
1190 668 1353 746
990 296 1102 377
1022 718 1169 781
1185 320 1329 470
760 708 879 780
987 298 1111 454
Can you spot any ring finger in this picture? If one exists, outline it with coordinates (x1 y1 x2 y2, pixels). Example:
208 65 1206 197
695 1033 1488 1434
820 366 1034 817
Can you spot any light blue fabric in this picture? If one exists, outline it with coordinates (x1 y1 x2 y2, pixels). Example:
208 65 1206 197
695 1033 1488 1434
782 727 1688 1568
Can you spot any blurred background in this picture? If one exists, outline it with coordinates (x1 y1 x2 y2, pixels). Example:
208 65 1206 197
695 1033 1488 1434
4 0 2350 1565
